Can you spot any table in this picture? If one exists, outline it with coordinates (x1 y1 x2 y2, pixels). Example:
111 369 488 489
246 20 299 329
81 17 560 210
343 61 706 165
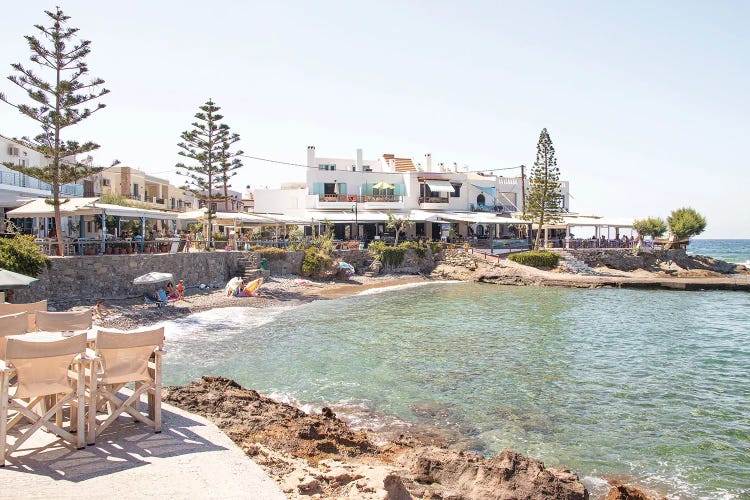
8 328 98 343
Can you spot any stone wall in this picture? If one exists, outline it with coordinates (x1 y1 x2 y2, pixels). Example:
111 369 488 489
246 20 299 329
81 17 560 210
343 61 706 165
15 252 249 303
265 251 304 275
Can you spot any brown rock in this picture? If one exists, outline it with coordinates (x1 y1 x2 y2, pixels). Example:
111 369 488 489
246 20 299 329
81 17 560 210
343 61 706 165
399 447 588 500
606 482 665 500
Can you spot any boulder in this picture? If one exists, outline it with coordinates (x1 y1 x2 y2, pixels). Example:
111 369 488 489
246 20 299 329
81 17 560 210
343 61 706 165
399 446 588 500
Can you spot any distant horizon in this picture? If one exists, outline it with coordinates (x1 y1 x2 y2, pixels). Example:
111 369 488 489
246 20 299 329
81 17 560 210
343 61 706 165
1 1 747 238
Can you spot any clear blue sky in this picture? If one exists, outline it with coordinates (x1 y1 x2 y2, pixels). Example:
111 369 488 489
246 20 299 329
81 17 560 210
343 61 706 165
2 1 748 237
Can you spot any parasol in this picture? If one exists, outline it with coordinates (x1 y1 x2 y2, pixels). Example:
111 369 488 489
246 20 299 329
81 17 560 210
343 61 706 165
0 268 39 289
133 272 174 285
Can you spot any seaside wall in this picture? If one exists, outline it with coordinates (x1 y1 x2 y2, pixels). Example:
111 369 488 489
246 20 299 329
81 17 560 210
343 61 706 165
15 252 249 304
265 251 304 275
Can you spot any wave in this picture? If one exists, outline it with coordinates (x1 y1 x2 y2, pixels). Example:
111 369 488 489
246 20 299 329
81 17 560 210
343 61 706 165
356 280 462 296
162 305 294 339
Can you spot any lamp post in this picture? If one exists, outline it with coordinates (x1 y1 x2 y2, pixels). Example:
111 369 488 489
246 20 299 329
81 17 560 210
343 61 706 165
351 202 358 240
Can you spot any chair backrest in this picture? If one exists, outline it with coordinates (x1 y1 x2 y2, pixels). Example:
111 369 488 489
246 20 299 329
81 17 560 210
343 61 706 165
95 327 164 385
0 312 29 359
5 333 86 399
0 300 47 331
36 310 93 332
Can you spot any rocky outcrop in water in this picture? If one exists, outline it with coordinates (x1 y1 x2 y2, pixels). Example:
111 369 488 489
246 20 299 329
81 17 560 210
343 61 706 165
605 481 666 500
165 377 589 499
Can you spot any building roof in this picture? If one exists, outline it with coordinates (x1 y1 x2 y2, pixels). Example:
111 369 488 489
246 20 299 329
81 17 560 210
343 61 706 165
7 197 179 220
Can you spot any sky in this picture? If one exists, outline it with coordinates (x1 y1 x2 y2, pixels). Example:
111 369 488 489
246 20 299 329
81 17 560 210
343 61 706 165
1 1 748 237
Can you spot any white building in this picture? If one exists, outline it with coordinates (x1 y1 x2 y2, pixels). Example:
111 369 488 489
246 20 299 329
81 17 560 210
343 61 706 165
1 134 84 231
252 146 571 242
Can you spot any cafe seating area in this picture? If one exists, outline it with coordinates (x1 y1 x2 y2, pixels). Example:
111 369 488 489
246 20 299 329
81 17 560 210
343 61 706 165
0 303 165 466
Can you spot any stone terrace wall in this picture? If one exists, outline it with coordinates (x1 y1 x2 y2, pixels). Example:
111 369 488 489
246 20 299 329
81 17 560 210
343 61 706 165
265 251 304 275
15 252 249 303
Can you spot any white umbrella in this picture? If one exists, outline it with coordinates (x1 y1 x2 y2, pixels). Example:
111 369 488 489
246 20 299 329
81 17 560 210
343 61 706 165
0 268 39 289
133 272 173 285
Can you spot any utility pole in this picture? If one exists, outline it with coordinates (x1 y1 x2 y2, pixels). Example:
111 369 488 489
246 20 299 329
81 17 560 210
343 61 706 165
520 165 526 214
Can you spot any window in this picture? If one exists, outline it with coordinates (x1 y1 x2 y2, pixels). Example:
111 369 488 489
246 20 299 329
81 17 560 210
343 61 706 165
477 194 486 205
7 146 19 156
210 203 217 211
451 183 461 197
102 178 111 186
318 163 336 171
133 183 139 198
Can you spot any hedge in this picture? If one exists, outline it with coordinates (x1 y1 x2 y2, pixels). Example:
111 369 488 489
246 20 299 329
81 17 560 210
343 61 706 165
508 250 560 268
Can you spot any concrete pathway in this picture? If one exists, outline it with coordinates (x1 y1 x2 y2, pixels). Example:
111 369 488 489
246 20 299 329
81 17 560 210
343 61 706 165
0 401 286 499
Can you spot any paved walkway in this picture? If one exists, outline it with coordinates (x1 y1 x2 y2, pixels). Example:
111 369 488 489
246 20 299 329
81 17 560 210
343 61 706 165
0 400 286 499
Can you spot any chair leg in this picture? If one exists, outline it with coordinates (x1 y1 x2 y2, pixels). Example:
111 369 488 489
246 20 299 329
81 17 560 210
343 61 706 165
87 368 98 446
153 354 162 433
76 367 85 449
1 372 9 467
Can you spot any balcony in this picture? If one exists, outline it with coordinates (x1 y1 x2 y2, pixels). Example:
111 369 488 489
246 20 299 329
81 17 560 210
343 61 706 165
317 194 405 206
1 170 83 196
470 203 517 213
419 196 449 204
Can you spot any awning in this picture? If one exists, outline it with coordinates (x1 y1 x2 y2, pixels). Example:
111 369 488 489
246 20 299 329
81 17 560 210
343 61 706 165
438 212 529 225
7 197 100 217
471 184 497 198
425 180 455 193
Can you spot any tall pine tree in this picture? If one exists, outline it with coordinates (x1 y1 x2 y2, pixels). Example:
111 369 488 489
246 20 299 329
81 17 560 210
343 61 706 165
217 132 243 211
176 99 240 249
1 7 108 256
523 128 563 249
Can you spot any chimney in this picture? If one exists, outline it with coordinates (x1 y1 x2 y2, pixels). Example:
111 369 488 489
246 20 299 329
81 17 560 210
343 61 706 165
356 148 363 171
438 162 445 172
306 146 315 167
453 162 458 173
425 153 432 172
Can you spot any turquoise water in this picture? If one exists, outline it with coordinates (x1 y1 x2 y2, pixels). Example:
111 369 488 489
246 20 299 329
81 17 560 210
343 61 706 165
163 283 750 499
688 239 750 266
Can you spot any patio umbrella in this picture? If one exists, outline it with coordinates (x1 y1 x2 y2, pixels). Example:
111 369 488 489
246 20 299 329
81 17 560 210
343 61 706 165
133 272 173 285
0 268 39 289
372 181 395 190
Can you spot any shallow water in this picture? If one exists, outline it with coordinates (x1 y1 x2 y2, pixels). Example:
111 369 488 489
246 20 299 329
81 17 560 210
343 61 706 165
163 283 750 499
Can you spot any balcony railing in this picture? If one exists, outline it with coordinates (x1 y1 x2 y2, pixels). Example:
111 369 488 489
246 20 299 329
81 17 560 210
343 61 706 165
318 194 404 203
1 170 83 196
419 196 449 204
470 203 518 213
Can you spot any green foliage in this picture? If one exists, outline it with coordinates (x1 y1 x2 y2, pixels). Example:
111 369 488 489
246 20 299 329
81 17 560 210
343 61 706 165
508 250 560 268
429 241 444 255
399 240 426 258
378 247 406 268
368 240 388 253
633 217 667 238
1 7 108 255
0 235 51 276
253 246 287 261
667 207 707 239
301 247 332 276
522 128 564 248
212 231 227 241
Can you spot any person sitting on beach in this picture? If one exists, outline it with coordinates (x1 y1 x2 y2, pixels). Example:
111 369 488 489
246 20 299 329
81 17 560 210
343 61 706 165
92 299 113 320
144 289 159 303
166 281 178 299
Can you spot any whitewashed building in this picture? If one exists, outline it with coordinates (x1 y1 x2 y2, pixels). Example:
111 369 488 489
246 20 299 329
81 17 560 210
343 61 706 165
252 146 571 243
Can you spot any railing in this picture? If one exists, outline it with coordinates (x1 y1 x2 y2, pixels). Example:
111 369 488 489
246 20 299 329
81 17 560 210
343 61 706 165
1 170 83 196
419 196 449 204
318 194 404 203
565 239 637 250
470 203 517 213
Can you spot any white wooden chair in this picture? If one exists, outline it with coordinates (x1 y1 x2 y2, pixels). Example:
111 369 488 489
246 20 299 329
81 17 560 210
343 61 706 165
35 310 92 332
87 327 165 445
0 312 28 359
0 333 87 465
0 300 47 332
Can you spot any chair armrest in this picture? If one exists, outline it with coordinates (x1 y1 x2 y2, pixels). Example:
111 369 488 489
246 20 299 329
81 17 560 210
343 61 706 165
0 360 15 374
154 348 166 357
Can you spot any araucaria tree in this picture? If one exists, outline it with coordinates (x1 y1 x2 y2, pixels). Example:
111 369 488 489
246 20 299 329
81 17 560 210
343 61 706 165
523 128 564 249
176 99 242 249
217 132 243 211
0 7 108 256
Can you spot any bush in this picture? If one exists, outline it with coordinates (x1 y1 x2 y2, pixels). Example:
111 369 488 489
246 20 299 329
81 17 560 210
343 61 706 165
633 217 667 238
0 235 51 276
378 247 406 268
301 247 332 276
508 250 560 268
253 246 288 261
399 240 426 258
667 207 707 239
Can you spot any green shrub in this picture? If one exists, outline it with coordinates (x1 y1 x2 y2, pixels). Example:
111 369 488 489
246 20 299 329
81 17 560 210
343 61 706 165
429 241 443 255
667 207 707 239
508 250 560 268
378 247 406 268
368 240 388 253
399 240 425 258
253 246 288 261
301 247 332 276
0 235 51 276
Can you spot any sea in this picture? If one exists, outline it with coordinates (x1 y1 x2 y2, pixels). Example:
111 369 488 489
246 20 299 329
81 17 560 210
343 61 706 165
162 239 750 499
